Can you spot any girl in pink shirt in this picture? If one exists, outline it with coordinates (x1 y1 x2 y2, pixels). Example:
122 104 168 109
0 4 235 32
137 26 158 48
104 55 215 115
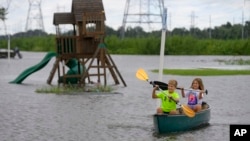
181 78 205 112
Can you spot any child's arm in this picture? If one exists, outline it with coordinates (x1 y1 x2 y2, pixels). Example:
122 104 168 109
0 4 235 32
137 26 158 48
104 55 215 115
152 85 158 99
181 87 185 98
198 90 204 99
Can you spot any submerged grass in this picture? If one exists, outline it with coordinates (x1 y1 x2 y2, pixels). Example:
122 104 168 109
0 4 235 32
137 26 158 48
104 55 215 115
152 68 250 76
36 84 114 94
215 58 250 65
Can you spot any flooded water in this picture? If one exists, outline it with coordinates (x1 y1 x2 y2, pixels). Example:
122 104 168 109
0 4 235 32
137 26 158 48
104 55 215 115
1 52 250 141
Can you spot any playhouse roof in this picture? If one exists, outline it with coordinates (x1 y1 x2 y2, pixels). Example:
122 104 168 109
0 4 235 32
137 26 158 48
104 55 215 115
53 0 105 25
72 0 105 22
53 13 75 25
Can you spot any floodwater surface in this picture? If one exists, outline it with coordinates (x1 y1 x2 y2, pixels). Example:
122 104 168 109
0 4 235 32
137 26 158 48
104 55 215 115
1 52 250 141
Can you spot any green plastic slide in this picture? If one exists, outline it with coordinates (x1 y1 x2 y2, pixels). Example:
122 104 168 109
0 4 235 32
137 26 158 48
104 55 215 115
9 52 57 84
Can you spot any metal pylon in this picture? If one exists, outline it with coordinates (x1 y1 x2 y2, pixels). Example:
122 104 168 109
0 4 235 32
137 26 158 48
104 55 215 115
25 0 44 31
120 0 165 38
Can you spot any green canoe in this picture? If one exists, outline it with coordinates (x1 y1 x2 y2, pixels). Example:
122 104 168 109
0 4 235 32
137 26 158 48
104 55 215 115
153 102 211 134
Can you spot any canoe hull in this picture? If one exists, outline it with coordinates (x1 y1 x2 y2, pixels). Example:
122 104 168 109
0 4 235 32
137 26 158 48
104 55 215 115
153 106 211 134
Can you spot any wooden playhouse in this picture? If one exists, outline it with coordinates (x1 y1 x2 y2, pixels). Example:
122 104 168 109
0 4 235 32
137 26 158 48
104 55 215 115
48 0 126 87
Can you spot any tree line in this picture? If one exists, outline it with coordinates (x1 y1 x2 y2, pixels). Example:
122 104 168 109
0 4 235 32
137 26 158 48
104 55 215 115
0 21 249 55
105 20 250 40
0 20 249 40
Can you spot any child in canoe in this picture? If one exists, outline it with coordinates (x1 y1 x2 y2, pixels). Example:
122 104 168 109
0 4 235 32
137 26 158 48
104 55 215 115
152 79 180 114
181 78 206 112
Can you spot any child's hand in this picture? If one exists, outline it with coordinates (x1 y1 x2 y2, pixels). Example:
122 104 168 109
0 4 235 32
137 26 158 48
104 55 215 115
200 90 205 93
168 95 172 99
153 85 159 90
180 87 184 91
168 95 177 103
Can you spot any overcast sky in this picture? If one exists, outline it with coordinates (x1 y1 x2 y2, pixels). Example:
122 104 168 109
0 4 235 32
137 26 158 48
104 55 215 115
0 0 249 35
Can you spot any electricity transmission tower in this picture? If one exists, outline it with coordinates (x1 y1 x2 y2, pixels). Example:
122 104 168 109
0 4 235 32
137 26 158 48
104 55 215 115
25 0 44 31
242 0 250 39
120 0 165 38
190 11 198 36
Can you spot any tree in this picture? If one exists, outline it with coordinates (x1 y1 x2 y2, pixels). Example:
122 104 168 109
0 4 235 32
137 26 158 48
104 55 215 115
0 7 7 21
105 26 118 36
172 28 189 36
0 7 8 35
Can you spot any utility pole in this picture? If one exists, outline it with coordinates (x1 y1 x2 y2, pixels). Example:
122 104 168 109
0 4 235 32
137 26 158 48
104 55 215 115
158 8 167 81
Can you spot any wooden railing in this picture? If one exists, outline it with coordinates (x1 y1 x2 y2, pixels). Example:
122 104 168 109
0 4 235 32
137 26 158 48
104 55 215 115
56 36 78 55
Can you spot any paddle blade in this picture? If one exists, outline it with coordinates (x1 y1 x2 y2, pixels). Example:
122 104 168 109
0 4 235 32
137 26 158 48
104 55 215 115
181 105 195 118
205 89 208 95
150 81 168 90
136 68 149 81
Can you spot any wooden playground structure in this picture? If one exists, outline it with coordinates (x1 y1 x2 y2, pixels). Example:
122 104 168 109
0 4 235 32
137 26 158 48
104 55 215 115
48 0 126 87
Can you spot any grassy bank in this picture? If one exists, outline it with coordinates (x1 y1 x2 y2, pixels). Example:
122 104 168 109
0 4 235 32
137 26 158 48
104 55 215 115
152 68 250 76
1 35 250 55
106 35 250 55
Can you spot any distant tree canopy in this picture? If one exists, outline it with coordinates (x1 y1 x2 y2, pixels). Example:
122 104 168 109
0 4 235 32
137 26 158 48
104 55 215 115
106 21 250 40
0 7 7 21
0 20 249 55
13 30 48 37
0 20 249 40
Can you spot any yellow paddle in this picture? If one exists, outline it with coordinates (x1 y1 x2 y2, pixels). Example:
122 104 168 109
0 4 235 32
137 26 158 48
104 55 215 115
136 68 167 89
136 68 150 81
136 68 195 118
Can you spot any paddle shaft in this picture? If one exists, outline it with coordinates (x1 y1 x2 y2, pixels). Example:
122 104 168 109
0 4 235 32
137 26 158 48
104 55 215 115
181 88 208 95
151 81 208 95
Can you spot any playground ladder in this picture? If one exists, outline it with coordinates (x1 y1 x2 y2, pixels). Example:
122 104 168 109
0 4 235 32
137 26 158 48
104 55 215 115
80 45 127 87
47 57 60 84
